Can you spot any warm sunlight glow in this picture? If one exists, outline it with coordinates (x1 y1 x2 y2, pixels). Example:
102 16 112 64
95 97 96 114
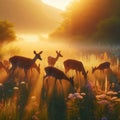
17 34 39 42
42 0 72 10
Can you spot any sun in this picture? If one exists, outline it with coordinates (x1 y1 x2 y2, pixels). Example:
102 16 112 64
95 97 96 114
41 0 72 10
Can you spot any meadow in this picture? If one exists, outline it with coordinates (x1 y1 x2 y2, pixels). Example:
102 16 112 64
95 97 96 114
0 43 120 120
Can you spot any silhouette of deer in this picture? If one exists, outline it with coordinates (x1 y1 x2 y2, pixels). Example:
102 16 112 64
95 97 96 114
44 66 74 88
92 61 110 73
48 51 63 66
9 50 43 79
63 59 88 80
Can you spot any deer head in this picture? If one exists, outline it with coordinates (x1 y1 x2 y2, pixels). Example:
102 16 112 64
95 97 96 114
56 51 63 58
33 50 43 61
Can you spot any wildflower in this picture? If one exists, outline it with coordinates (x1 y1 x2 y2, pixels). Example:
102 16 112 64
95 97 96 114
111 96 118 101
32 115 39 120
96 94 106 100
20 81 26 85
98 100 109 105
106 91 118 95
81 92 86 96
77 95 83 99
68 93 74 99
68 92 84 100
13 86 19 90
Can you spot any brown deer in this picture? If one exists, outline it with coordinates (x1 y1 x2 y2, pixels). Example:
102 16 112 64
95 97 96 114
48 51 63 66
92 61 110 73
44 66 74 87
9 50 43 79
63 59 88 80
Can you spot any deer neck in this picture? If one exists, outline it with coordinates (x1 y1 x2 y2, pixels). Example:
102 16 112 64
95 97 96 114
55 55 59 61
32 57 37 64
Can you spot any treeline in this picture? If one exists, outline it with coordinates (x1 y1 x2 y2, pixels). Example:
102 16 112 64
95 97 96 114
0 20 16 45
50 0 120 44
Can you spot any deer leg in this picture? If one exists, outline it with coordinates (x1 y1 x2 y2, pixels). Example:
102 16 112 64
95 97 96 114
9 66 16 75
24 69 28 81
59 80 64 93
24 69 30 90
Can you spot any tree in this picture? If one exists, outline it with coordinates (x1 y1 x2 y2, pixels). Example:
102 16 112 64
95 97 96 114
0 20 16 45
50 0 120 44
93 16 120 44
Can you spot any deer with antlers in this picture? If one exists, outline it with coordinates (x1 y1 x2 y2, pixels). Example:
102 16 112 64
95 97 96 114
48 51 63 66
44 66 74 88
63 59 88 80
9 50 43 79
92 61 110 73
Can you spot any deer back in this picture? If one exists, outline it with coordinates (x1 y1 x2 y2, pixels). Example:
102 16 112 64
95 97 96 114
45 66 68 80
64 59 85 72
92 62 110 73
44 66 74 86
98 62 110 70
9 50 43 69
9 56 33 69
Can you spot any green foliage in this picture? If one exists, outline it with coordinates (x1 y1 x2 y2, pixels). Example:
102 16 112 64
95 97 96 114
93 16 120 44
0 20 16 45
51 0 120 44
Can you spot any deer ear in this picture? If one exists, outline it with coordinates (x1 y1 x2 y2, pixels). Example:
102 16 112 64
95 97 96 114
56 51 58 54
34 50 37 54
39 51 43 54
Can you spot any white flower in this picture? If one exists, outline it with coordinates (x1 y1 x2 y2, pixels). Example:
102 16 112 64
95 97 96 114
20 81 26 85
13 86 19 90
81 92 86 96
77 95 83 99
68 93 84 100
74 93 80 97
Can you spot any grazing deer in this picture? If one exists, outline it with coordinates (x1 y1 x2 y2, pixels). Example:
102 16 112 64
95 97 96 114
63 59 88 80
48 51 63 66
9 50 43 79
44 66 74 87
92 61 110 73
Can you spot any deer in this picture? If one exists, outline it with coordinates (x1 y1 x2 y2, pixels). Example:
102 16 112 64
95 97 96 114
63 59 88 80
44 66 74 88
48 51 63 66
9 50 43 80
92 61 110 73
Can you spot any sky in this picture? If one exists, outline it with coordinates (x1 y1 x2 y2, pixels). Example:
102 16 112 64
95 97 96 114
41 0 72 10
0 0 63 34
